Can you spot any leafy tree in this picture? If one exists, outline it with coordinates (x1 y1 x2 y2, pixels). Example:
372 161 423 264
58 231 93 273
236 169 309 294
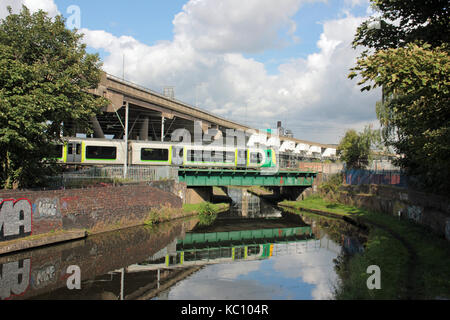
349 0 450 194
353 0 449 50
0 6 108 189
338 126 380 170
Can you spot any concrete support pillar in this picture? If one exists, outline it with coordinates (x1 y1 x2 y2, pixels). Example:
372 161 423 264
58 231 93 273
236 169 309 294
161 116 165 142
140 116 149 141
90 116 105 139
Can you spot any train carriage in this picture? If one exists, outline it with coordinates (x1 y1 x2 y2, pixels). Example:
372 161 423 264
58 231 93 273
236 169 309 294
130 141 173 166
56 138 277 169
56 138 126 165
183 145 239 168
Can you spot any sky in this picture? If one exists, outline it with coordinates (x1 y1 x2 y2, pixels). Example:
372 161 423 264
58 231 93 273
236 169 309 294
0 0 381 144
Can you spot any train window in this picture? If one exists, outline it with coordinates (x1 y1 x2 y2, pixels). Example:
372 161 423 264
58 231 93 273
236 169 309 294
68 144 73 155
202 151 212 163
52 145 63 159
225 152 235 163
187 150 202 162
250 152 263 164
211 151 223 163
236 150 247 166
86 146 117 160
141 148 169 161
76 144 81 155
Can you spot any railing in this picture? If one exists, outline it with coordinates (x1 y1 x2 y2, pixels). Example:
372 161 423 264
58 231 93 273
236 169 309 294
47 166 178 189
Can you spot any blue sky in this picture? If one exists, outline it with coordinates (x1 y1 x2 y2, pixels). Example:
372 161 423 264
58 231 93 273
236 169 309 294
54 0 369 73
55 0 186 45
1 0 380 144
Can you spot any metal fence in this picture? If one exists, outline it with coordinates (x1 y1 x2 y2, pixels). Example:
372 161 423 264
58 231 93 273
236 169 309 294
48 166 179 189
344 169 409 188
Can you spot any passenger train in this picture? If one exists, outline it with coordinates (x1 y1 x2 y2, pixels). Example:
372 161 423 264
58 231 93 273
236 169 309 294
53 138 277 169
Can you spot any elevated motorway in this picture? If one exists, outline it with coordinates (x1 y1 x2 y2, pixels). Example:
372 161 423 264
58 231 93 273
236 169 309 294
88 72 337 158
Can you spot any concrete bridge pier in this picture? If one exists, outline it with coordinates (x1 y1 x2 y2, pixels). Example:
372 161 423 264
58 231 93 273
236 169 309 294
280 187 308 201
185 187 213 204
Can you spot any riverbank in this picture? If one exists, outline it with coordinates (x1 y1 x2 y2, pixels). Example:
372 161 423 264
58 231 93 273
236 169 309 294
0 201 229 256
0 230 87 256
279 196 450 299
0 181 232 256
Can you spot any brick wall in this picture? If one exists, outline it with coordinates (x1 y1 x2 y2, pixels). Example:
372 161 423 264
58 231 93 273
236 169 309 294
0 218 198 300
329 184 450 240
0 182 184 242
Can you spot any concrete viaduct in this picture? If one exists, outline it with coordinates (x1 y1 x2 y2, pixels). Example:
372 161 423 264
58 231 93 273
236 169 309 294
85 72 337 159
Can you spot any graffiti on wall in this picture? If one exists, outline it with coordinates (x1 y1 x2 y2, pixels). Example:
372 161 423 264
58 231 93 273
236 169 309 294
407 205 423 223
0 259 31 300
0 199 33 241
31 263 58 289
34 198 61 221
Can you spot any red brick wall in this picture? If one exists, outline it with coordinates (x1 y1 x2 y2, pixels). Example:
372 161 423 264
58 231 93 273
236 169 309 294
0 183 183 241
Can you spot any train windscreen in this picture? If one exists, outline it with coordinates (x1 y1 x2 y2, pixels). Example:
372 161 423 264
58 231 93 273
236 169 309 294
52 145 63 159
249 152 263 164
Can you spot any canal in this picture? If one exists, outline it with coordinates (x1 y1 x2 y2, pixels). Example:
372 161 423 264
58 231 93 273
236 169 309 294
0 188 366 300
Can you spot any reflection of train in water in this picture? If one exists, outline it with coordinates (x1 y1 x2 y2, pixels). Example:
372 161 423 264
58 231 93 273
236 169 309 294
53 138 277 169
136 226 316 269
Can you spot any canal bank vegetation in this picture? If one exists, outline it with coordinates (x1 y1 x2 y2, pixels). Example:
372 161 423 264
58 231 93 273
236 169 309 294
144 202 229 227
279 196 450 299
183 202 229 226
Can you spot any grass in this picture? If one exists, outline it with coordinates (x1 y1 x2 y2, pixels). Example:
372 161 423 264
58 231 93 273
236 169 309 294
280 195 360 216
183 202 229 226
280 196 450 299
144 202 229 227
182 202 229 215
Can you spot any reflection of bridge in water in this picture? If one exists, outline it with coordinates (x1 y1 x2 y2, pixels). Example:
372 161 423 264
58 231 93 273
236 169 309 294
128 223 341 272
0 186 347 300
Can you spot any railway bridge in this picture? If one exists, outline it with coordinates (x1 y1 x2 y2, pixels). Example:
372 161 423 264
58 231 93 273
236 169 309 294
178 168 316 187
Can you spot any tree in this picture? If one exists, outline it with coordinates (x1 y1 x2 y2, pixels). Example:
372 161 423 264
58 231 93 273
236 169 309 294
0 6 108 189
338 127 380 170
349 0 450 194
353 0 449 50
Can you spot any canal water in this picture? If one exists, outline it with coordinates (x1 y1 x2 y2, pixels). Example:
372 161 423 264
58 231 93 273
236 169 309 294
0 188 365 300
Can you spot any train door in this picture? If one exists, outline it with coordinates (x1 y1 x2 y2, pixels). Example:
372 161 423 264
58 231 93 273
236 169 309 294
236 150 247 168
67 142 82 163
172 146 184 166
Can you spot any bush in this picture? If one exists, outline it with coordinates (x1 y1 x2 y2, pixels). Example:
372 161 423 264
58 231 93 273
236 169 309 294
320 172 344 194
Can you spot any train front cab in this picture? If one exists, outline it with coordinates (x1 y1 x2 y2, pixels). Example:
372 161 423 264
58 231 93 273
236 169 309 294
57 139 125 165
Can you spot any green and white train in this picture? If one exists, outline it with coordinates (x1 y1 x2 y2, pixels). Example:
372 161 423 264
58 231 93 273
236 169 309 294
53 138 277 169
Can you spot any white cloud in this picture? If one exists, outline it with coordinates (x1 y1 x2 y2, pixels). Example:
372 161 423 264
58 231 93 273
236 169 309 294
23 0 59 17
1 0 381 144
271 237 340 300
0 0 59 19
173 0 308 53
82 7 381 144
344 0 369 7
